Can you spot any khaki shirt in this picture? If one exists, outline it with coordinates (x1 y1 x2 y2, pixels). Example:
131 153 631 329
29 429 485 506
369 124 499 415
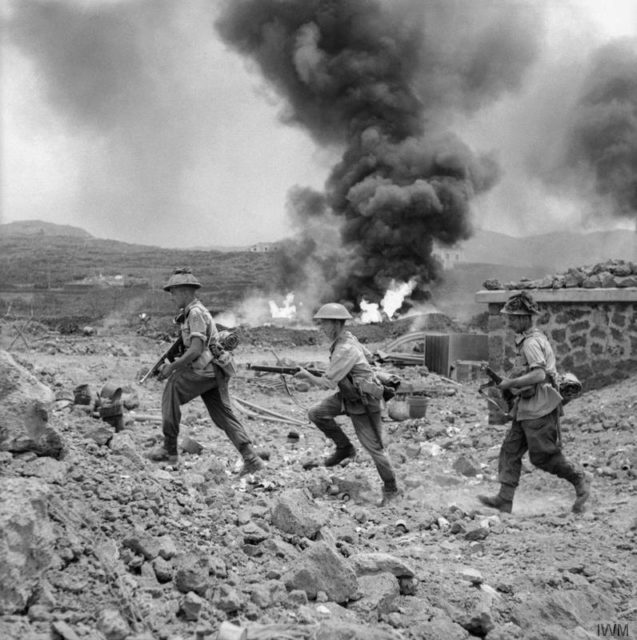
513 328 562 420
324 331 375 388
180 299 217 378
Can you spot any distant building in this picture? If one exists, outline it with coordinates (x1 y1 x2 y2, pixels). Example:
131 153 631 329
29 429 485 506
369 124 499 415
64 274 125 289
249 242 279 253
432 242 464 269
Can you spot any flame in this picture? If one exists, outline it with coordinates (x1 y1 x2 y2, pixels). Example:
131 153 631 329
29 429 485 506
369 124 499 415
381 278 417 319
268 292 297 319
360 298 383 323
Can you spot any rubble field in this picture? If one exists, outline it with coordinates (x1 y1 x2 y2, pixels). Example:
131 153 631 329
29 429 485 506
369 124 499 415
0 327 635 640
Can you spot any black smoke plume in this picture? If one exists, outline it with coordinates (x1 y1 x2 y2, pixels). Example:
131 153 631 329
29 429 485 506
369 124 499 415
216 0 542 307
565 40 637 223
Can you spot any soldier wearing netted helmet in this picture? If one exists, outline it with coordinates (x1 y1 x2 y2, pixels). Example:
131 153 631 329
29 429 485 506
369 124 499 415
477 291 590 514
148 268 264 475
294 302 399 506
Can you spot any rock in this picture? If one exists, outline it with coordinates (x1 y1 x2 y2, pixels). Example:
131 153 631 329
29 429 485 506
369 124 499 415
212 583 243 613
181 436 204 455
452 454 481 477
458 567 484 585
329 472 375 501
249 580 286 608
174 554 210 595
314 619 406 639
0 351 62 457
348 552 415 579
271 489 329 538
412 611 470 639
464 527 489 541
288 589 309 605
283 541 359 603
180 591 205 621
485 622 524 639
157 535 178 560
51 620 82 640
511 587 615 631
97 608 131 640
122 535 161 561
21 457 67 483
241 522 270 544
152 556 173 583
349 572 400 620
109 432 145 467
398 577 418 596
0 478 55 614
87 424 114 446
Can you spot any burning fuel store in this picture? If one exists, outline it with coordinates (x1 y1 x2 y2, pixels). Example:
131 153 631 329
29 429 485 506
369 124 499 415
475 261 637 391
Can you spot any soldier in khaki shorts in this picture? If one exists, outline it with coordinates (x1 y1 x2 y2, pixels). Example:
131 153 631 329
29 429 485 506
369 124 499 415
478 292 591 514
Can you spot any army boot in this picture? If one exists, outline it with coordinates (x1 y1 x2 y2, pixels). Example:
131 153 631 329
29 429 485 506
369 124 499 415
380 481 400 507
238 445 265 476
148 444 178 465
572 472 591 514
324 444 356 467
477 484 515 513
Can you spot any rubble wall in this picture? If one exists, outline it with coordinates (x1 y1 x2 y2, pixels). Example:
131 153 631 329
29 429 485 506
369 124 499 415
483 292 637 390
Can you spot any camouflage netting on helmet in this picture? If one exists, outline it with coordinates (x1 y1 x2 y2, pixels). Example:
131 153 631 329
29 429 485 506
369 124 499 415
500 292 540 315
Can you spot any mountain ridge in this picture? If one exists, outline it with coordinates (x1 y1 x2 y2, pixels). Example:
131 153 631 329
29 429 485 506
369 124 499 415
2 220 635 270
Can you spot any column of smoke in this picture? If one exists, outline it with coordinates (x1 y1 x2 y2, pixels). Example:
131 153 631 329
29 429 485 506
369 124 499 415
561 41 637 228
216 0 545 311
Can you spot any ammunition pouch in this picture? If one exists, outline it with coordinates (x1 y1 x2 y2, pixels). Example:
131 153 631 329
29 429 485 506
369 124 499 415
337 376 361 404
357 379 384 401
337 376 382 414
518 385 537 399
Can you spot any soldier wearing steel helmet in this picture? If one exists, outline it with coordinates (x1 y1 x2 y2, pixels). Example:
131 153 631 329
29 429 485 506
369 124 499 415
477 291 590 514
148 268 264 474
294 302 399 506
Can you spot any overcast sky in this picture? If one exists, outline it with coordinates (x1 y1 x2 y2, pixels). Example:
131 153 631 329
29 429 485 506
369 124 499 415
2 0 636 248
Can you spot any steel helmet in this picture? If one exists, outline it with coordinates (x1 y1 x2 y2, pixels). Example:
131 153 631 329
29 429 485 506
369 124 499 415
313 303 353 320
500 291 539 315
163 267 201 292
100 382 122 401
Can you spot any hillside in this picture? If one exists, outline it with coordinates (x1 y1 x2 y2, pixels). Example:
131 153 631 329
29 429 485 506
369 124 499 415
0 219 93 238
462 228 637 270
1 221 636 324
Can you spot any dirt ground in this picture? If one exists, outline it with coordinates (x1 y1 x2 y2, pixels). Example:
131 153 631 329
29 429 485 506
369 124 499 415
1 324 636 640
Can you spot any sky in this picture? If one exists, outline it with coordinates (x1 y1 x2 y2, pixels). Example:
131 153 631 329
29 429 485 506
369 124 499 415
1 0 637 249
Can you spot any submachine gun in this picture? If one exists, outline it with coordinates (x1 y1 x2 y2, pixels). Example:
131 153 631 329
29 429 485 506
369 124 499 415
479 365 515 419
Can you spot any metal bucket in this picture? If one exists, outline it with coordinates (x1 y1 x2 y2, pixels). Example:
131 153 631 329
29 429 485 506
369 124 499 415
407 395 428 418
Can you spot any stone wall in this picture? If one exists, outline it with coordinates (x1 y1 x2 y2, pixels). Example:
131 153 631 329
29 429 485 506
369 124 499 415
476 288 637 390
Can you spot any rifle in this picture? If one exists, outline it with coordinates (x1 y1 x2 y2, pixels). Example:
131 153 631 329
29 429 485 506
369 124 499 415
139 337 184 384
246 363 325 377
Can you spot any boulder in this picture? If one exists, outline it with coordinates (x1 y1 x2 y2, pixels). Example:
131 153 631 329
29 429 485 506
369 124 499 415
0 350 62 457
348 552 415 578
173 554 210 595
314 620 406 639
271 489 329 538
283 541 358 603
349 572 400 620
511 586 615 631
0 478 55 614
